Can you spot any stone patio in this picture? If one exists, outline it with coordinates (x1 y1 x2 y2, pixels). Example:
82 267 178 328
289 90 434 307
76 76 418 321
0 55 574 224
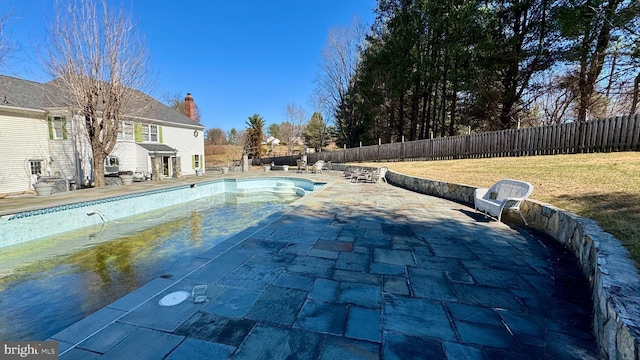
40 173 598 359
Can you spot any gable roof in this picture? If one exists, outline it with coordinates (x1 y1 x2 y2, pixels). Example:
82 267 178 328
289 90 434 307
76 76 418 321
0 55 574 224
0 74 203 129
0 75 49 109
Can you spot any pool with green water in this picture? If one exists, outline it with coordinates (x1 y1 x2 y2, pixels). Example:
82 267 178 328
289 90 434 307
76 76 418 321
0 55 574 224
0 192 298 340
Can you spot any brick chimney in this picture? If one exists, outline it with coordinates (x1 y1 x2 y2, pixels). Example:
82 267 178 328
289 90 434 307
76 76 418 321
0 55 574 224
184 93 195 120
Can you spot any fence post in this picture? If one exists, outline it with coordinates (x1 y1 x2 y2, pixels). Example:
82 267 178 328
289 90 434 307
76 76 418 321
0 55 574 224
344 144 346 163
401 136 405 161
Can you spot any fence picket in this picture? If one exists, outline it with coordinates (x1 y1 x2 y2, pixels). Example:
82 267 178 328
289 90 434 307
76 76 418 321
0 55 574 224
268 116 639 165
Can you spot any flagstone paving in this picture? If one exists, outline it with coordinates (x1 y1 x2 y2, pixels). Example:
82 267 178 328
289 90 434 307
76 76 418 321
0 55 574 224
50 173 599 359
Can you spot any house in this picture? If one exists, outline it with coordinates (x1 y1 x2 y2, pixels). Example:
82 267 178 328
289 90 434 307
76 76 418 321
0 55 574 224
0 74 205 195
265 136 281 146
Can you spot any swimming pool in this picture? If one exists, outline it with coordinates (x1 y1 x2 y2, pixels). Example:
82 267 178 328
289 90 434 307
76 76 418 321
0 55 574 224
0 178 321 340
0 177 322 248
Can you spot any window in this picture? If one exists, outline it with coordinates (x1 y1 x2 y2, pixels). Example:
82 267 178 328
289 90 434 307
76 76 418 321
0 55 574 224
49 116 67 140
29 160 43 175
142 124 158 142
105 156 120 167
194 154 201 169
104 156 120 175
150 125 158 142
118 121 134 141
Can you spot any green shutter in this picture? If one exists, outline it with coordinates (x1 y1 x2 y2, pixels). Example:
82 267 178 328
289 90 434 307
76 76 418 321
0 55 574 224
159 126 163 143
134 123 142 142
47 116 54 140
62 116 68 140
192 155 196 169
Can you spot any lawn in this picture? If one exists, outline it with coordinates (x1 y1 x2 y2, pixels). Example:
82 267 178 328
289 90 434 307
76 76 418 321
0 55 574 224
358 152 640 265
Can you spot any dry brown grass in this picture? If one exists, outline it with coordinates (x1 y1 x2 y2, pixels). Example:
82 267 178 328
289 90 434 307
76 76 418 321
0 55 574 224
205 144 304 168
359 152 640 264
204 144 243 168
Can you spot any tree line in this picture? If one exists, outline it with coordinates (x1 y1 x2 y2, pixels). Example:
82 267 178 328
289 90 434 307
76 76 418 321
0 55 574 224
319 0 639 147
203 103 336 159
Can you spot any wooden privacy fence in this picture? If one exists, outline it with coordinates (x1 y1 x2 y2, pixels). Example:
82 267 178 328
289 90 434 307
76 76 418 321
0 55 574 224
265 115 640 165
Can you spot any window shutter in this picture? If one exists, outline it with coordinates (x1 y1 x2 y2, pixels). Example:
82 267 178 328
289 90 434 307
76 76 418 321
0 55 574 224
159 126 163 143
62 116 68 140
134 123 142 142
47 116 54 140
192 155 196 169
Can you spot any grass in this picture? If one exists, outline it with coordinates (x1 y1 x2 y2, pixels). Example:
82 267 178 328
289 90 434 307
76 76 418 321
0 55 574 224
358 152 640 265
204 144 304 168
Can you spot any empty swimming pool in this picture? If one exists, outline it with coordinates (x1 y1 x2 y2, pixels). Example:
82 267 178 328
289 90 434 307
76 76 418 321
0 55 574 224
0 191 302 340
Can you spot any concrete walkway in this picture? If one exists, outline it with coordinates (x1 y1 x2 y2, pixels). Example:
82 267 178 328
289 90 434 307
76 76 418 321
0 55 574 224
16 171 597 359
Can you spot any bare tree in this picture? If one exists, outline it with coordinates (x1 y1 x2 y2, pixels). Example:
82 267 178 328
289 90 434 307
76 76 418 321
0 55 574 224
44 0 152 187
0 10 13 66
205 127 227 145
164 92 202 122
314 18 366 124
283 103 306 155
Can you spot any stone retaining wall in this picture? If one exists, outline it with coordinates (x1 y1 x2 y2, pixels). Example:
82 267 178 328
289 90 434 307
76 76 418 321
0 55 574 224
330 164 640 360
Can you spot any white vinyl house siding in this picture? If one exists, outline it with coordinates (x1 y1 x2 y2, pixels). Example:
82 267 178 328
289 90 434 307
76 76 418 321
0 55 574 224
47 115 81 181
160 125 205 175
0 110 50 194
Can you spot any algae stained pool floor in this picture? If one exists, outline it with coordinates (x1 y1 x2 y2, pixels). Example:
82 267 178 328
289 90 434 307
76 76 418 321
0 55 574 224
0 192 298 340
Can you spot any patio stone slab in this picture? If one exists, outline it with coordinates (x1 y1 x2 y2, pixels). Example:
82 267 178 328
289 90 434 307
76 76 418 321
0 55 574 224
51 307 127 345
332 269 380 285
286 256 335 278
202 287 261 318
336 252 371 272
455 321 518 349
383 294 456 341
295 299 349 335
442 342 484 360
314 239 353 252
216 261 285 291
383 331 445 360
408 268 456 301
346 307 381 343
165 338 236 360
233 324 323 360
308 278 340 302
452 284 525 311
77 322 138 354
272 272 315 290
467 268 532 290
99 328 183 360
246 286 307 326
338 282 381 309
370 262 405 275
446 302 503 327
59 348 101 360
319 335 380 360
373 249 416 266
175 312 255 346
383 275 410 296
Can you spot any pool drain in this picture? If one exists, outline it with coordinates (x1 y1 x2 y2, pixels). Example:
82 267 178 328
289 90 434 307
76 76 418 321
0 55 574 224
158 291 190 306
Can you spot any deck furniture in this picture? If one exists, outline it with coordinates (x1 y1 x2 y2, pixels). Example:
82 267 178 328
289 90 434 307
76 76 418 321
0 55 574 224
368 167 388 183
474 179 533 224
311 161 324 174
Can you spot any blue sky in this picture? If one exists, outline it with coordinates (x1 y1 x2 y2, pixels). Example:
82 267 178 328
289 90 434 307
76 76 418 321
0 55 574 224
1 0 377 132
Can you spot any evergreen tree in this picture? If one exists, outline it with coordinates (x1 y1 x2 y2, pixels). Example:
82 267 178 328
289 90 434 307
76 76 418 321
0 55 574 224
245 114 264 158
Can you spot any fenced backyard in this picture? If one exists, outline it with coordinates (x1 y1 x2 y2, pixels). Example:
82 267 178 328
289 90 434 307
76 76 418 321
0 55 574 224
264 115 640 165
